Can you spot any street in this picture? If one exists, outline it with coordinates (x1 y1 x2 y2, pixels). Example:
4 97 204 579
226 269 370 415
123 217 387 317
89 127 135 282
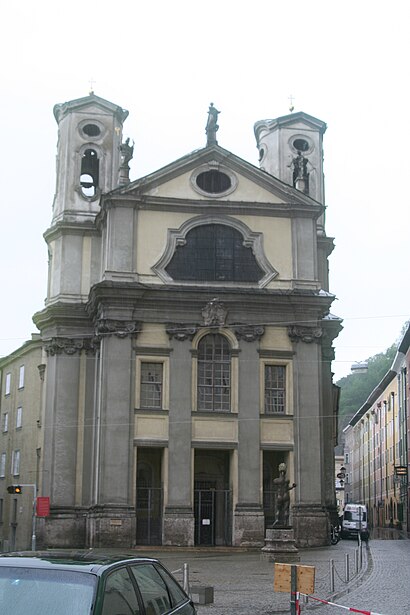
315 537 410 615
141 533 410 615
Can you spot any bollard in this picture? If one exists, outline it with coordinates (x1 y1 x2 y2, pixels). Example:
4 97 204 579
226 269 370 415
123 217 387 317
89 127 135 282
183 563 190 596
359 542 363 570
354 548 359 574
345 553 349 583
329 559 335 593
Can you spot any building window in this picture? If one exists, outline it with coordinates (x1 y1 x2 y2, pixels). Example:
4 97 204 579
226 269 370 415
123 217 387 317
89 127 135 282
0 453 6 478
12 450 20 476
16 406 22 429
345 452 349 464
166 224 264 283
0 498 3 523
197 334 231 411
140 363 163 409
18 365 25 389
2 413 8 433
5 373 11 396
264 365 286 414
196 170 232 194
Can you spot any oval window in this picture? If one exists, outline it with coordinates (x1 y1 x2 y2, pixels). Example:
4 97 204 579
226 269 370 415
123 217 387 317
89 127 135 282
82 123 101 137
293 138 309 152
196 170 231 194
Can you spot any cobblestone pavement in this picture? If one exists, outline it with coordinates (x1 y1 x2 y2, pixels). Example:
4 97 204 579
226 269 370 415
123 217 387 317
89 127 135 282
313 534 410 615
134 531 409 615
133 538 369 614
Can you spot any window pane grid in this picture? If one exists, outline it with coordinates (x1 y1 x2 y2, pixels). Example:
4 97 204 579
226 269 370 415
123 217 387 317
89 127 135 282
264 365 286 414
140 363 163 409
198 334 231 411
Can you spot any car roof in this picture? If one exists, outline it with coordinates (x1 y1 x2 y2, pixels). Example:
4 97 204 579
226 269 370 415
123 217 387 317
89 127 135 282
0 551 160 576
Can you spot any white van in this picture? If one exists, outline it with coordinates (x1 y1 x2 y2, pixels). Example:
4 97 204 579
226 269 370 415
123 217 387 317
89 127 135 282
341 504 369 540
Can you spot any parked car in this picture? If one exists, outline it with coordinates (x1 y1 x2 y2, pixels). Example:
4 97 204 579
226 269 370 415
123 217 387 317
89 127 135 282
0 551 196 614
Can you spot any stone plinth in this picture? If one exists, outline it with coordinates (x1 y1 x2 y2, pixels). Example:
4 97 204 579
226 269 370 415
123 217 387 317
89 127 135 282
261 527 300 562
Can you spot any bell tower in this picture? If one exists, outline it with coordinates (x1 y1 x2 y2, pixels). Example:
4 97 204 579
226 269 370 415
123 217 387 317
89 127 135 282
51 93 129 224
45 93 129 306
254 112 327 233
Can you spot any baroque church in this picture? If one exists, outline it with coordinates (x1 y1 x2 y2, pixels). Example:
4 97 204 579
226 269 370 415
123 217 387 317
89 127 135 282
28 93 341 548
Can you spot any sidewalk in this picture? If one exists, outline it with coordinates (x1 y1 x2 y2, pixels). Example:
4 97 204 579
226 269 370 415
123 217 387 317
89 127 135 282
130 539 370 614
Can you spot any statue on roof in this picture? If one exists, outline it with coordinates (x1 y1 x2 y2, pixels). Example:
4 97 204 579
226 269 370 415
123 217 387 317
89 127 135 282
290 150 309 194
120 138 134 166
206 103 220 146
118 137 134 186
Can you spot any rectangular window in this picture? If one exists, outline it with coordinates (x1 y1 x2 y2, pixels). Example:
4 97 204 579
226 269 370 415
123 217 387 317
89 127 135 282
0 453 6 477
12 450 20 476
140 363 163 409
2 413 8 433
5 373 11 396
0 498 3 523
16 406 22 429
264 365 286 414
345 452 349 464
18 365 25 389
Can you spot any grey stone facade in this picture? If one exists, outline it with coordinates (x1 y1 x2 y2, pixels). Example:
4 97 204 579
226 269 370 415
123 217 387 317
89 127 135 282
26 94 342 549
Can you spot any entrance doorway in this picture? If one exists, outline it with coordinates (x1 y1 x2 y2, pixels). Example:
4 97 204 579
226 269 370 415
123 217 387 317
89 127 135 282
136 448 163 545
194 450 232 546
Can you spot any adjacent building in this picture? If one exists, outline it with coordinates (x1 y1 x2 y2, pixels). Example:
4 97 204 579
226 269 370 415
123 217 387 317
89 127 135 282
344 324 409 531
0 335 44 551
1 94 342 550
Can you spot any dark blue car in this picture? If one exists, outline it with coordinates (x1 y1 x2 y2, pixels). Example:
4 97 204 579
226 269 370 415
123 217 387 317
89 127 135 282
0 552 197 614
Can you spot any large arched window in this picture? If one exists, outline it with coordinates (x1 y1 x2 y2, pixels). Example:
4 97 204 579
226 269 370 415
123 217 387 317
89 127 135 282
166 224 264 283
197 334 231 412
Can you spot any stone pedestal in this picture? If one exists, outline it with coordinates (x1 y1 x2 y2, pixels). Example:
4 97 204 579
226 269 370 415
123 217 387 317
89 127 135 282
261 527 300 562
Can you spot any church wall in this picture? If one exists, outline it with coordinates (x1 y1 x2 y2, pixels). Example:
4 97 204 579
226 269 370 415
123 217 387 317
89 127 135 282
146 171 285 203
27 95 341 550
135 209 294 285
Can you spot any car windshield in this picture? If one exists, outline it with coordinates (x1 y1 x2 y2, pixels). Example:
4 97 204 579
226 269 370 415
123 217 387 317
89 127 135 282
0 566 96 615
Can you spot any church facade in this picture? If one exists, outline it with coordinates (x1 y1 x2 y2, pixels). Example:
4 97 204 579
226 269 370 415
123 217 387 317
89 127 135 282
29 93 341 548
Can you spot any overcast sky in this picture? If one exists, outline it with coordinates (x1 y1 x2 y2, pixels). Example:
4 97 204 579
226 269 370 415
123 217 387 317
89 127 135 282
1 1 408 380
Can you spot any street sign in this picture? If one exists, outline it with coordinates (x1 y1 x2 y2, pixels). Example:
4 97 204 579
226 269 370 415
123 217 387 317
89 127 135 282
36 496 50 517
394 466 407 476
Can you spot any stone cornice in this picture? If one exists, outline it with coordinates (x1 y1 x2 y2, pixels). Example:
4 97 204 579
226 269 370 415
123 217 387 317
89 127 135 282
44 336 99 356
96 319 141 339
44 220 100 242
166 324 198 341
287 325 322 344
99 194 323 221
233 324 265 342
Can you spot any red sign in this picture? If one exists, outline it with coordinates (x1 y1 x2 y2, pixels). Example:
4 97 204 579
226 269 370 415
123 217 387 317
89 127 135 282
36 497 50 517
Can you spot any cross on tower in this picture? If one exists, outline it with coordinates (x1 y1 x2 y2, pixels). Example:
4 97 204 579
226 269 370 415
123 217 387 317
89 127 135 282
89 78 96 95
288 94 295 113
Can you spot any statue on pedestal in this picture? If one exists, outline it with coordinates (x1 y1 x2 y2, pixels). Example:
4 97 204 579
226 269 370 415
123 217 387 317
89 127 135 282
273 463 296 527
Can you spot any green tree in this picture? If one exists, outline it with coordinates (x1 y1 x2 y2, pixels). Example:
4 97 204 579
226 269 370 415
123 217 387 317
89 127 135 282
337 344 398 431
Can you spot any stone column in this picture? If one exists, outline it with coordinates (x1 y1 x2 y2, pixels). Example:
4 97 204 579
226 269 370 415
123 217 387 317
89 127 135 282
42 337 96 547
233 326 265 547
163 333 194 546
88 320 138 547
288 325 328 546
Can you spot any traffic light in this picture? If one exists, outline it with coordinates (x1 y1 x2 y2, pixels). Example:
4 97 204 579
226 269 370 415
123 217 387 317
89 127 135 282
7 485 22 494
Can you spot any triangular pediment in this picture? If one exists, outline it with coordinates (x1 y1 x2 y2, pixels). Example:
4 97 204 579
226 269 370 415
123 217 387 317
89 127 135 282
254 111 327 142
112 145 322 210
53 93 129 124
